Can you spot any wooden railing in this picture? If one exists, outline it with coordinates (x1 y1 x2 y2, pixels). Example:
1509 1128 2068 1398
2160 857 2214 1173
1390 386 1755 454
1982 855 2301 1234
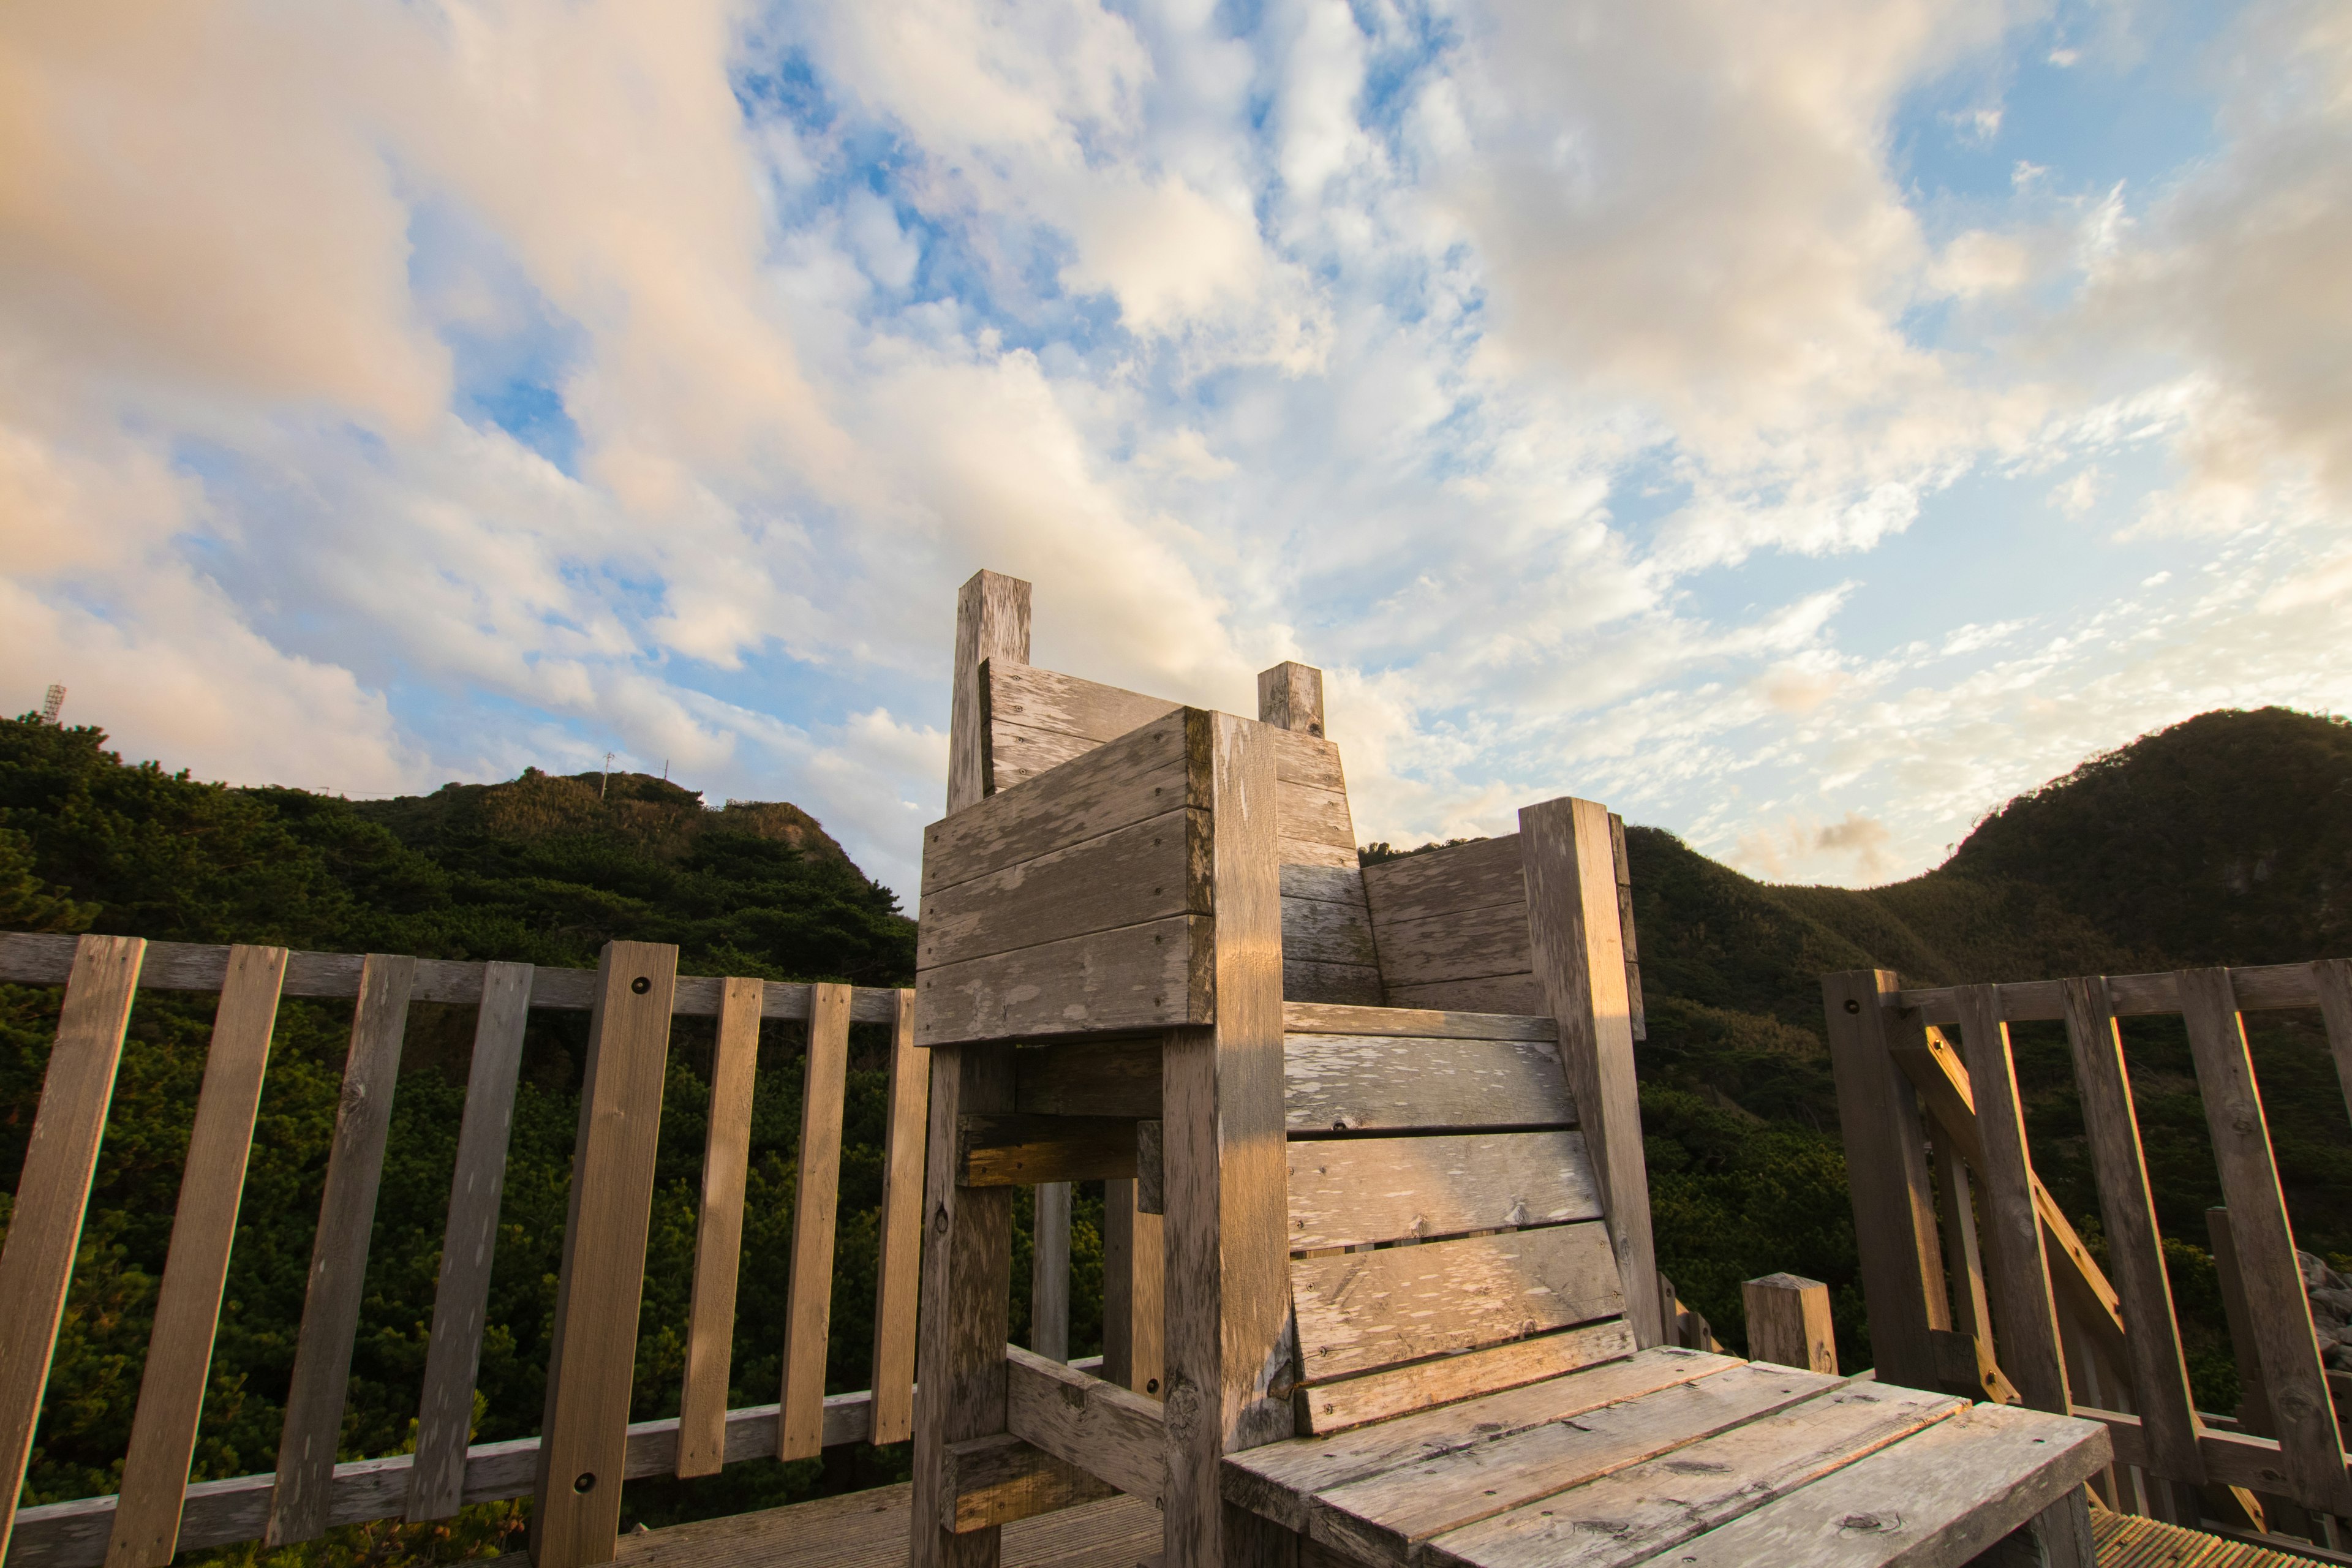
1823 960 2352 1546
0 931 929 1568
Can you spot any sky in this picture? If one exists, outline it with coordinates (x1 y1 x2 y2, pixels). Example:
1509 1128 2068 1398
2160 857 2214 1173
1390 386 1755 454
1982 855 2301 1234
4 0 2350 905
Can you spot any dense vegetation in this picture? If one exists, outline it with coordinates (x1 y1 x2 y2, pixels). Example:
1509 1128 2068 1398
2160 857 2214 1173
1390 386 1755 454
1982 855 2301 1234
3 704 2349 1564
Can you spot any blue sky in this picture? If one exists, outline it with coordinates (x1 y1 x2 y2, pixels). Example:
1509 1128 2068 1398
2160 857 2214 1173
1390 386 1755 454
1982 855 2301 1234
4 0 2349 902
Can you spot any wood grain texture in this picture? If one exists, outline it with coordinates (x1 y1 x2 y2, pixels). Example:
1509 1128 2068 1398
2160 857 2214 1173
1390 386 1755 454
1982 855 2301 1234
985 662 1175 758
405 962 535 1518
1284 1131 1602 1252
0 934 144 1564
1820 970 1947 1393
1953 983 2069 1418
1278 784 1355 862
1282 962 1384 1008
2205 1208 2275 1442
1289 1222 1624 1385
1421 1380 1966 1568
957 1115 1141 1186
1005 1348 1164 1500
1370 902 1532 991
1741 1273 1837 1374
1281 865 1368 905
918 808 1208 971
1101 1178 1164 1400
1012 1038 1161 1119
1267 729 1347 796
1278 835 1360 872
916 916 1213 1049
1932 1133 1994 1393
1608 814 1644 1046
1258 663 1325 738
1283 1031 1575 1134
870 990 928 1448
1281 1004 1554 1042
2315 958 2352 1133
268 952 417 1547
941 1436 1118 1533
2060 976 2204 1488
1030 1183 1071 1363
677 977 763 1479
1663 1401 2111 1568
923 714 1198 897
1280 893 1379 968
2178 966 2352 1515
108 946 287 1566
530 943 679 1568
1360 837 1524 928
951 571 1032 814
1897 960 2345 1023
1518 797 1656 1349
1382 974 1549 1018
1289 1320 1642 1438
777 982 853 1462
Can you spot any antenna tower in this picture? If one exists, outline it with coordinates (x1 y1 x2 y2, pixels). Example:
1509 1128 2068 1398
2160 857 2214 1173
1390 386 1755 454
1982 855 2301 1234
40 684 66 725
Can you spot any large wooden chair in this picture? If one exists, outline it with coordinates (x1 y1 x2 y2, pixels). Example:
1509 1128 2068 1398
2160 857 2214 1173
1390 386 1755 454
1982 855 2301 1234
910 571 2111 1568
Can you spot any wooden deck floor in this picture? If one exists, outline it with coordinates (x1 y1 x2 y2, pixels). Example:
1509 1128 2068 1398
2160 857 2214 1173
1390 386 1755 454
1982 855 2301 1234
608 1485 1159 1568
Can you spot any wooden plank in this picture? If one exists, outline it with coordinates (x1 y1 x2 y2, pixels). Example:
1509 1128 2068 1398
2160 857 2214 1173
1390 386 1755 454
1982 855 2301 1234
1101 1178 1164 1400
1361 836 1525 927
2206 1207 2277 1439
1422 1380 1966 1568
1278 783 1355 860
1279 835 1360 872
958 1115 1140 1186
1161 710 1294 1567
1136 1119 1163 1216
1012 1038 1161 1118
910 1040 1017 1568
941 1434 1117 1532
1742 1273 1837 1373
2062 976 2204 1487
1259 661 1325 737
2073 1402 2351 1501
870 989 928 1447
1370 902 1532 990
676 976 763 1479
530 942 679 1568
1665 1401 2111 1568
917 916 1213 1048
267 953 417 1546
2315 958 2352 1128
1931 1141 2005 1401
1898 960 2350 1023
1281 892 1379 968
1284 961 1385 1007
987 662 1177 755
1284 1131 1602 1251
1292 1320 1642 1437
0 935 145 1563
1384 973 1548 1017
925 714 1199 896
1281 1003 1554 1042
1281 865 1366 905
1030 1183 1071 1363
2178 966 2352 1515
1306 1361 1848 1566
405 961 535 1517
1290 1223 1625 1385
951 570 1033 813
918 807 1208 971
1953 982 2069 1417
1820 970 1947 1393
1518 796 1657 1349
778 982 853 1461
1228 1346 1739 1524
1608 813 1644 1045
1284 1033 1574 1134
1268 728 1347 794
1005 1347 1164 1499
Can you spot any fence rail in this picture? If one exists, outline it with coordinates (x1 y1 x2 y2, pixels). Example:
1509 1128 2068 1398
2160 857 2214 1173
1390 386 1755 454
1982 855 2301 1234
0 931 928 1568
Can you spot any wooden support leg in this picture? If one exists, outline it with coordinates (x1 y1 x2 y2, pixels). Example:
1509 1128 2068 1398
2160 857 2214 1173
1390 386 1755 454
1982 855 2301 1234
1031 1182 1071 1363
1103 1178 1164 1398
1969 1487 2095 1568
910 1043 1016 1568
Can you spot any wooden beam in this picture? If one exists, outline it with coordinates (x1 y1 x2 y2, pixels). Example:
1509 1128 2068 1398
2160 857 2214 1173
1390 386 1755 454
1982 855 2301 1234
2315 957 2352 1137
940 1434 1116 1534
778 983 852 1461
1280 1001 1553 1041
951 570 1031 813
870 989 929 1447
957 1115 1142 1186
1954 982 2070 1417
1741 1273 1836 1374
1005 1346 1165 1500
676 976 762 1479
1102 1178 1163 1400
1257 662 1325 738
2079 1403 2352 1502
0 935 145 1565
1898 960 2350 1022
1013 1037 1161 1118
1031 1183 1071 1363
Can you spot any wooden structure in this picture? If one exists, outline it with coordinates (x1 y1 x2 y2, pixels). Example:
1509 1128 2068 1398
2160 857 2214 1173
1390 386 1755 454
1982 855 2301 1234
913 570 2111 1567
1825 964 2352 1550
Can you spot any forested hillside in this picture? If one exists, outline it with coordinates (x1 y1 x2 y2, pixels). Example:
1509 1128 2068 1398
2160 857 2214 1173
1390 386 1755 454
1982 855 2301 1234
4 705 2350 1564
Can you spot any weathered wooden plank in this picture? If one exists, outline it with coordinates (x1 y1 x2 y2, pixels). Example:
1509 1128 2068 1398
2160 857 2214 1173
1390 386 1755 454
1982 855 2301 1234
1520 796 1657 1350
1821 970 1947 1393
1284 961 1385 1007
268 953 417 1547
1281 892 1379 968
1005 1347 1164 1499
530 942 679 1568
1229 1346 1735 1524
1280 835 1360 872
1285 1131 1602 1251
1280 783 1356 860
0 935 145 1563
952 570 1033 813
1423 1380 1966 1568
870 989 928 1448
2179 967 2352 1515
1608 813 1645 1044
1897 960 2352 1023
2073 1401 2350 1500
1030 1182 1071 1363
1101 1177 1164 1401
1136 1118 1163 1216
941 1434 1118 1532
916 916 1214 1048
1282 1003 1554 1042
2060 976 2203 1487
919 807 1209 971
1384 973 1548 1017
1012 1038 1161 1118
405 961 534 1518
1308 1361 1849 1566
1268 728 1347 795
676 976 763 1479
1281 865 1366 905
1291 1320 1642 1438
777 982 853 1462
1371 902 1532 990
924 714 1200 897
1259 662 1325 738
1929 1140 2003 1401
2206 1207 2278 1448
1743 1273 1837 1374
1665 1401 2111 1568
957 1115 1140 1186
1361 836 1524 927
1283 1032 1575 1133
1290 1222 1624 1385
1953 982 2069 1417
2316 958 2352 1128
986 662 1176 756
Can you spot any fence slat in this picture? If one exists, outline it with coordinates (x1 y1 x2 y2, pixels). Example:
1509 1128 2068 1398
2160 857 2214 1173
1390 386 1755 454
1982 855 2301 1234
1030 1183 1071 1363
2315 958 2352 1127
778 982 852 1461
869 990 927 1446
677 977 763 1478
406 961 534 1520
1953 982 2070 1415
266 953 417 1545
2179 967 2352 1516
0 934 145 1562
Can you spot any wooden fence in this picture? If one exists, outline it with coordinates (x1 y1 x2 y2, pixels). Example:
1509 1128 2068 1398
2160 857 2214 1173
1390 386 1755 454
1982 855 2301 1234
0 930 930 1568
1824 960 2352 1548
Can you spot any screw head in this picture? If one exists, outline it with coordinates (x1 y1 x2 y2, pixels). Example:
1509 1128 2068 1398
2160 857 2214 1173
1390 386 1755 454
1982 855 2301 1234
1844 998 1861 1014
1147 1378 1159 1394
573 1472 596 1493
632 976 652 995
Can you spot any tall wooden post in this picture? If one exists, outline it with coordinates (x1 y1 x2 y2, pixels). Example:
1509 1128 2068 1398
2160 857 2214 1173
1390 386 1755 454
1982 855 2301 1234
1257 662 1323 737
1955 983 2070 1417
949 570 1030 812
1161 712 1295 1564
1520 796 1660 1348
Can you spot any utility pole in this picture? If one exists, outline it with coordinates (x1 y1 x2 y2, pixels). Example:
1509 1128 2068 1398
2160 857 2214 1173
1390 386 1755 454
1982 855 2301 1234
40 684 66 725
601 751 616 799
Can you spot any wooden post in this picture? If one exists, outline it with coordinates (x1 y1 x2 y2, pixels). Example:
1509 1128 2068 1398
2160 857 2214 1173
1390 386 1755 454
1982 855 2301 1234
1520 795 1660 1348
1031 1182 1071 1362
1742 1273 1836 1373
1162 712 1294 1565
1608 812 1645 1043
2314 957 2352 1127
1820 970 1947 1392
871 989 929 1446
0 934 143 1564
677 976 763 1477
1954 983 2070 1417
950 570 1031 813
1102 1178 1163 1398
1256 661 1324 737
779 982 853 1460
1931 1137 2002 1400
530 943 678 1568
